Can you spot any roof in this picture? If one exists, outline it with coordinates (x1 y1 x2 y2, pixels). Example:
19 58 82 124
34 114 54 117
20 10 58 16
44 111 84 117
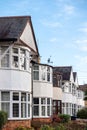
53 66 72 81
0 16 39 55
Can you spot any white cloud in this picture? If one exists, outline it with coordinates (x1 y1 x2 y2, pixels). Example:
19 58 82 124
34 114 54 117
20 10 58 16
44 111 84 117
74 39 87 51
64 4 75 15
50 38 59 43
42 21 62 28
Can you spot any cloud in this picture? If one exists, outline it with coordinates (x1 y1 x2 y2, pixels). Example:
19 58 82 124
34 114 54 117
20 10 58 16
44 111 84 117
42 21 62 28
74 39 87 51
64 4 75 15
50 38 59 43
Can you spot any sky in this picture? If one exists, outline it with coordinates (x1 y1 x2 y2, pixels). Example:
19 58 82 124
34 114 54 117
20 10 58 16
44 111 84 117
0 0 87 84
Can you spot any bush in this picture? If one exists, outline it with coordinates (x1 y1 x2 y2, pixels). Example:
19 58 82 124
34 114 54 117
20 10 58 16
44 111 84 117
77 108 87 119
59 114 70 123
31 120 42 129
15 126 34 130
55 124 66 130
52 114 61 123
0 111 8 130
41 125 54 130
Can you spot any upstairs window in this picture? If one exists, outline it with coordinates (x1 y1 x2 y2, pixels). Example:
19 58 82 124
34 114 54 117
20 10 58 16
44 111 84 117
47 67 50 82
20 49 26 70
41 66 46 80
0 46 9 67
33 65 39 80
12 48 19 68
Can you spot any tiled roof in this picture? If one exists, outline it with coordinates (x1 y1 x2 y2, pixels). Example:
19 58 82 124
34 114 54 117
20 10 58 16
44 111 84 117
53 66 72 81
0 16 30 39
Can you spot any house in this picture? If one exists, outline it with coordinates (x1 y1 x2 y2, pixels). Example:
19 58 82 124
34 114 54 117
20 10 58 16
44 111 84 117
53 71 62 115
53 66 84 116
0 16 39 130
32 62 53 122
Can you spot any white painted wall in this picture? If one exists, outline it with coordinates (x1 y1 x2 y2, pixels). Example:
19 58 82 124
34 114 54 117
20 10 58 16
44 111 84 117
62 92 77 104
20 22 37 53
0 69 31 92
53 87 62 100
33 81 53 98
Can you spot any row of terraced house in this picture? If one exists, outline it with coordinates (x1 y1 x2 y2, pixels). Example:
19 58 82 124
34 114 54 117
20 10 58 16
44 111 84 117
0 16 84 130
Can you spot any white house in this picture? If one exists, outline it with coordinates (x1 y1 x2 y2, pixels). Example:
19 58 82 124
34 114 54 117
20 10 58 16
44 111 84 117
0 16 39 130
53 66 84 117
32 63 53 121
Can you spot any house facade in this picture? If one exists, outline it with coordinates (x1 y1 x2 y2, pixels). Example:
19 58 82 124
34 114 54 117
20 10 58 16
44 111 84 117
0 16 39 130
53 67 84 117
0 16 85 130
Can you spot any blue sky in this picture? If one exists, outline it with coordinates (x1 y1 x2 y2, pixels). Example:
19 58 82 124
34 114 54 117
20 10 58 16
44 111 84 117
0 0 87 84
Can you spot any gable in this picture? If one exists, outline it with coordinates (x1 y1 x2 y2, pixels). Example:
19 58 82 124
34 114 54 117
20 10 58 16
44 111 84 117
20 21 38 54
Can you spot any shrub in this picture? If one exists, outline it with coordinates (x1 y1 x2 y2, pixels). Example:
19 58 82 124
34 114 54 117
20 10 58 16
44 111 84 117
15 126 34 130
51 114 61 123
54 124 66 130
41 125 54 130
31 120 42 129
0 111 8 130
59 114 70 123
77 108 87 119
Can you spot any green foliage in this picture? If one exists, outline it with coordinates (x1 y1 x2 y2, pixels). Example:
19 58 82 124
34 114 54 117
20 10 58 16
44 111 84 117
41 125 54 130
77 108 87 119
31 120 42 129
15 126 34 130
0 111 8 130
54 124 66 130
58 114 70 123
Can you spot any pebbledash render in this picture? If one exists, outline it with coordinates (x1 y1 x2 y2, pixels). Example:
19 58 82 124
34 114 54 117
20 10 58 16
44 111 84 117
0 16 84 130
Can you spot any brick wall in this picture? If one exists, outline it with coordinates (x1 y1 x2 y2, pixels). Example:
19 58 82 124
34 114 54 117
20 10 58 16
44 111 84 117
2 119 31 130
32 117 51 123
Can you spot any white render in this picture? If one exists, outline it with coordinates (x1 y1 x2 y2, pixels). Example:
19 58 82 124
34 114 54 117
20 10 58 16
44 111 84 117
33 81 53 98
20 22 37 53
0 69 31 92
53 87 62 100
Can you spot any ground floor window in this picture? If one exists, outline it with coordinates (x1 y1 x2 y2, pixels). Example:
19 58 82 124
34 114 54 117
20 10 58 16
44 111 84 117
0 91 31 119
53 100 62 115
62 102 77 116
33 97 52 117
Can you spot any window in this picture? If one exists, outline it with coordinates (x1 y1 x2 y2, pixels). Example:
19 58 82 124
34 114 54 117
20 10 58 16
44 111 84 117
1 92 10 117
13 103 19 117
0 46 9 67
12 48 19 68
33 65 39 80
20 49 26 70
13 92 19 100
41 66 46 80
33 98 39 116
47 67 50 81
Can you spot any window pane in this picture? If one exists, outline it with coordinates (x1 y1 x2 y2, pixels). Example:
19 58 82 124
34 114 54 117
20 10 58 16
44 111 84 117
28 104 30 117
41 106 45 116
12 56 18 68
21 93 26 101
33 71 39 80
13 92 19 100
33 98 39 104
33 65 39 70
47 98 50 104
13 48 18 54
1 92 10 101
1 103 10 117
33 106 39 116
21 103 26 118
28 94 30 101
47 106 50 116
13 103 19 117
1 54 9 67
20 49 26 70
41 98 46 104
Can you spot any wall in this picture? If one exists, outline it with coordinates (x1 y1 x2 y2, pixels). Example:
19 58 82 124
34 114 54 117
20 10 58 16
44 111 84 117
53 87 62 100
